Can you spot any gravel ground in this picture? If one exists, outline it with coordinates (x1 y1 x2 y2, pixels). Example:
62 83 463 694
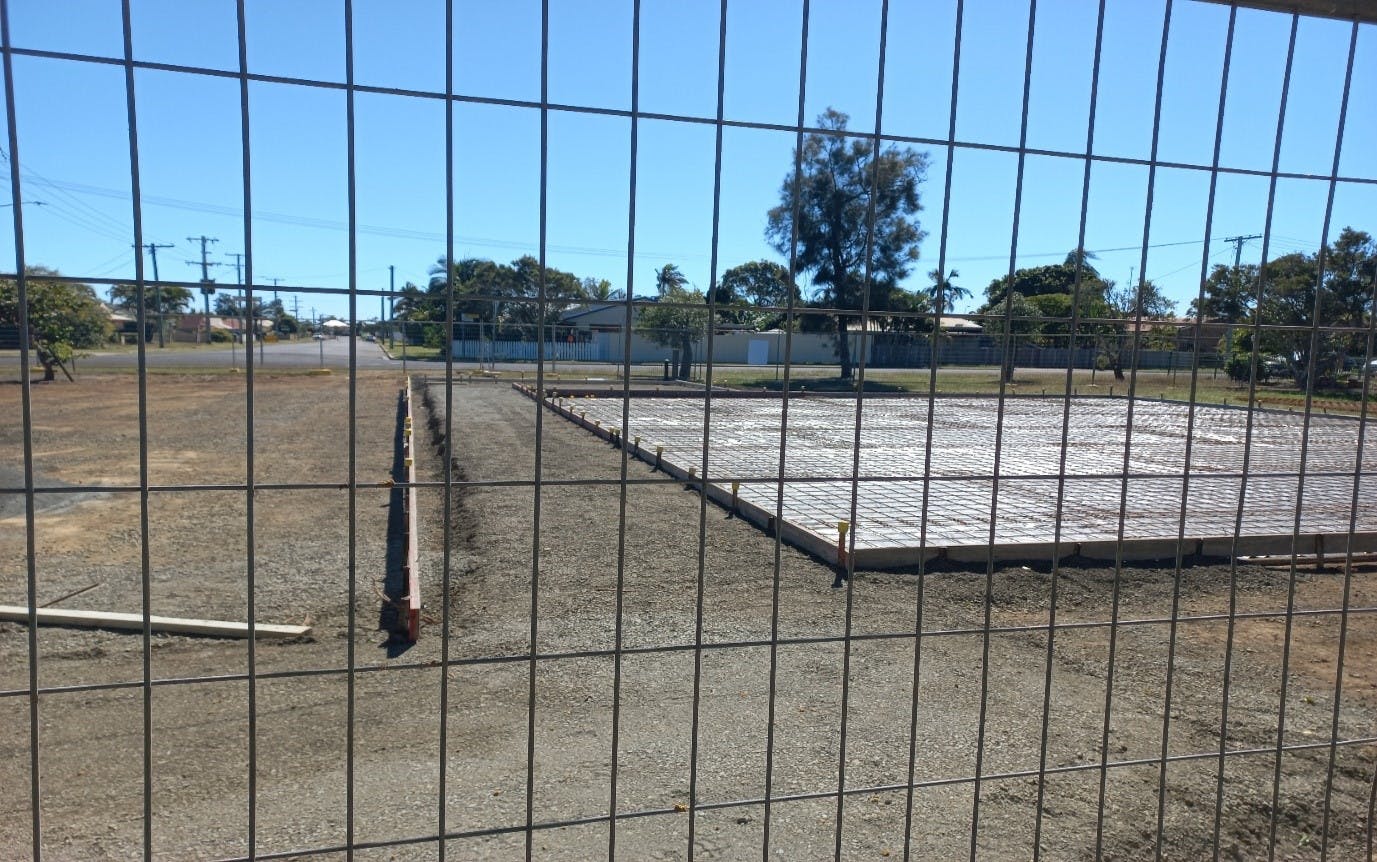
1 375 1375 860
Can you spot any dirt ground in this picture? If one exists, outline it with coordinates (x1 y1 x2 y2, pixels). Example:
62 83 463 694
1 373 1375 860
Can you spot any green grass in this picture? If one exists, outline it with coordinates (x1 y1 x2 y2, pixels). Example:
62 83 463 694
711 366 1376 413
387 345 445 361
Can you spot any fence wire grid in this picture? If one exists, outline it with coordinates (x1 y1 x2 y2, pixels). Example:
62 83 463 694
4 0 1377 860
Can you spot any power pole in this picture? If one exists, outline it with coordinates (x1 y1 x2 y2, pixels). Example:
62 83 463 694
387 264 394 347
226 252 245 286
1222 234 1263 273
1219 234 1262 365
384 265 392 332
226 252 248 344
186 236 220 346
134 241 174 347
264 278 284 337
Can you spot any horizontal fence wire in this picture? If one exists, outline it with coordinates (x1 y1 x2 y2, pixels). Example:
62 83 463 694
3 1 1377 861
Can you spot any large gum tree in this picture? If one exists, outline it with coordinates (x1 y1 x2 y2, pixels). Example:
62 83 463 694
766 108 928 380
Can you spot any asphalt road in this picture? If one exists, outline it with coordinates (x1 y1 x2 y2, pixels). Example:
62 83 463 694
0 336 395 373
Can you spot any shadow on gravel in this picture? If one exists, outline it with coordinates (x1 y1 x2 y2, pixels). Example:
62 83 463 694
378 387 412 657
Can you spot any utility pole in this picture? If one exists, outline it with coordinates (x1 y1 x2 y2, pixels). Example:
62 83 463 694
1222 234 1263 273
134 241 174 347
1219 234 1262 365
387 265 395 348
226 252 248 348
186 236 219 346
226 252 245 286
265 278 284 338
382 265 393 335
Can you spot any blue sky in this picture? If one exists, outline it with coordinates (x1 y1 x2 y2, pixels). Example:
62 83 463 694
1 0 1374 322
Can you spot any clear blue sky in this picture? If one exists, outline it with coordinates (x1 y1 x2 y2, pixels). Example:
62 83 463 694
1 0 1374 322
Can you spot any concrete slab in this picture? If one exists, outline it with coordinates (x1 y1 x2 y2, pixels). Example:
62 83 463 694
538 392 1377 568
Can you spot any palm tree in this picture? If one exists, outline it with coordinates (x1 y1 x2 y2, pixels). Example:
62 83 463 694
654 263 688 296
925 268 970 313
581 277 623 302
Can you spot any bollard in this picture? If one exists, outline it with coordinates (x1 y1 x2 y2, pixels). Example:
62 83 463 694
687 466 697 489
730 480 740 513
655 445 663 471
836 521 850 568
634 435 641 450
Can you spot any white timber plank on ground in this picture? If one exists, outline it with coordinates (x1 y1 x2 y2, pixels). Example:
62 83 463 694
0 605 312 639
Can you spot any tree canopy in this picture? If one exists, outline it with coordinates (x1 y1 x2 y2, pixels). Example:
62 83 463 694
404 256 592 340
109 281 192 317
1198 228 1377 388
975 251 1178 381
0 267 110 381
636 264 708 379
765 108 928 379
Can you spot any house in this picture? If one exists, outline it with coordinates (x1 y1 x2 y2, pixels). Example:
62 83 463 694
103 305 140 343
172 314 238 343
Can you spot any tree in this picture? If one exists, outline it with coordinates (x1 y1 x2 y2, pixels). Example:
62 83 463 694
977 251 1112 381
109 281 191 316
213 293 271 319
654 263 688 295
765 108 929 379
582 277 622 302
715 260 800 329
924 268 969 313
0 267 110 381
424 256 595 345
1253 251 1340 389
1095 278 1176 380
719 260 798 309
636 268 708 379
109 280 193 343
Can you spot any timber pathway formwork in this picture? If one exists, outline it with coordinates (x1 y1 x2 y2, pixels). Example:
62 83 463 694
529 389 1377 567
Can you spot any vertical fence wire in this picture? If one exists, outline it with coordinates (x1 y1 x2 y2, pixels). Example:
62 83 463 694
901 0 963 857
1030 2 1109 856
1089 1 1177 853
438 0 458 854
1320 212 1377 861
232 2 262 857
1110 2 1176 852
684 2 731 857
341 1 360 857
115 3 152 858
1210 14 1301 861
836 2 895 856
526 0 553 856
607 0 637 850
971 1 1041 856
1178 8 1241 860
761 2 812 855
0 0 41 857
1264 19 1360 860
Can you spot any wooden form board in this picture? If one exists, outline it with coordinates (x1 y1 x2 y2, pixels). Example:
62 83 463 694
0 606 311 639
402 378 421 642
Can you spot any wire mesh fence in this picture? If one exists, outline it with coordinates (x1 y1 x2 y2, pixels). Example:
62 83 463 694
2 0 1377 860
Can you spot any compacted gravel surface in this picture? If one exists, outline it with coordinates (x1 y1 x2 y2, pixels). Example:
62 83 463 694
1 374 1375 860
